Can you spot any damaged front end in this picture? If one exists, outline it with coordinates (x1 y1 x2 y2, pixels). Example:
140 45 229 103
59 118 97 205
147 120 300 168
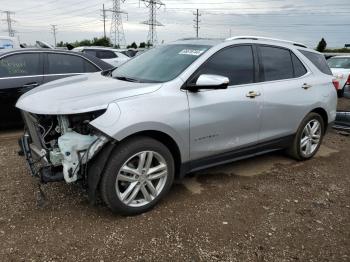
20 110 110 186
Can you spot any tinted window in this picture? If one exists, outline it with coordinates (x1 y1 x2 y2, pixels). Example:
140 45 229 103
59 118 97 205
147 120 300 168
299 50 332 75
193 45 254 86
84 50 97 57
97 50 117 59
0 53 41 78
48 53 85 74
327 57 350 69
291 53 307 77
112 44 211 83
84 61 100 72
259 46 293 81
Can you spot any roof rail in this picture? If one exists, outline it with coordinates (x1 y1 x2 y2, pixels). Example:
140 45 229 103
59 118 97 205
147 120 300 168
225 36 307 48
177 37 223 41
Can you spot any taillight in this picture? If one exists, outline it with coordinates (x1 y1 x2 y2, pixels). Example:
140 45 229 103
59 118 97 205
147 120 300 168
346 74 350 85
332 79 340 90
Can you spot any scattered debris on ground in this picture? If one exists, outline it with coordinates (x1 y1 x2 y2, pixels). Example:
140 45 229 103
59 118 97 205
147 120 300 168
0 98 349 261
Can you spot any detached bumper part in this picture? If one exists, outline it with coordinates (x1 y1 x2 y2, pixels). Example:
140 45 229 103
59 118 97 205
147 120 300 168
58 132 109 183
21 131 109 184
20 134 39 177
20 134 64 183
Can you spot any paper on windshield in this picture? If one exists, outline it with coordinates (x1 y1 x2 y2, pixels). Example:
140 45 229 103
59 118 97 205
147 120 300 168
179 49 206 56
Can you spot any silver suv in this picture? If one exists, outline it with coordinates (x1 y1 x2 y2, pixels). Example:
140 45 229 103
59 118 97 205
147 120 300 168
17 36 337 215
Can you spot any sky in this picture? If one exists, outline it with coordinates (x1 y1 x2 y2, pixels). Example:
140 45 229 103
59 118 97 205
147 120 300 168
0 0 349 48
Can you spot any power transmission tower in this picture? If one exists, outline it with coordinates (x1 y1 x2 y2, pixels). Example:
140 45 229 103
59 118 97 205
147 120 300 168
2 11 16 37
101 4 107 38
51 25 58 47
193 9 201 38
140 0 165 46
107 0 127 48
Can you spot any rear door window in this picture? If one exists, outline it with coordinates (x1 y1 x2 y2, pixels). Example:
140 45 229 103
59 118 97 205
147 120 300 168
299 50 332 75
47 53 100 74
0 53 42 78
259 46 294 81
84 60 100 72
47 53 85 74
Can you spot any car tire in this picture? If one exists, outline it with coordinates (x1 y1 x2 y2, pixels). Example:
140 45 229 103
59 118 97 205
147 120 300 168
100 136 175 215
337 87 345 98
287 113 325 161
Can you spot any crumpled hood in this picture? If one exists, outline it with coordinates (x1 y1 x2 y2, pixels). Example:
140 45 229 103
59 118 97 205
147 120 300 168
16 72 162 115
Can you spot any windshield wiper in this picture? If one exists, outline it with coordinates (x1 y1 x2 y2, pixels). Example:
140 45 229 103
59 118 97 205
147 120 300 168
115 76 140 82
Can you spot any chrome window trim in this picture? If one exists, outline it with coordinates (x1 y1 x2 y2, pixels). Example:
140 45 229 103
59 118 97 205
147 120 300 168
0 72 91 80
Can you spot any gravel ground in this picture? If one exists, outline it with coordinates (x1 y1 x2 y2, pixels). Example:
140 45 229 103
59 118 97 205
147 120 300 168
0 98 349 261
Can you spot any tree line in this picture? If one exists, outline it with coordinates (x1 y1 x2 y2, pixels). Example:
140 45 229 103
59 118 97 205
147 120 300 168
56 37 152 49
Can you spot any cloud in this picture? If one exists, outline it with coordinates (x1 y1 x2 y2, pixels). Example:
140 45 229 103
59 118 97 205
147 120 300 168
1 0 348 47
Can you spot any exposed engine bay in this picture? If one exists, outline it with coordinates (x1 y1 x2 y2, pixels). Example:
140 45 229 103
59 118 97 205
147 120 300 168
21 110 109 184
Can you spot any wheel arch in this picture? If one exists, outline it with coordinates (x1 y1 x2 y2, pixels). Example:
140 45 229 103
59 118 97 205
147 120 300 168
87 129 184 204
122 130 182 179
310 107 329 132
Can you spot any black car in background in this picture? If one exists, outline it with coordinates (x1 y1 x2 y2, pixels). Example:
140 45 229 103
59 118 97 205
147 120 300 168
0 49 113 128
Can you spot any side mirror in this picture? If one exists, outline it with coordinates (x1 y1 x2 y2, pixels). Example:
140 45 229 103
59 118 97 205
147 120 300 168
186 74 229 92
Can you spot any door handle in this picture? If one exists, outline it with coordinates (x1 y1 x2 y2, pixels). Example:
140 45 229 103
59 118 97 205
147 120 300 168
302 83 312 90
246 91 261 98
23 82 39 89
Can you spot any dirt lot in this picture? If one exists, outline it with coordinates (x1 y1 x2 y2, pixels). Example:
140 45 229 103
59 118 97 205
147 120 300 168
0 98 349 262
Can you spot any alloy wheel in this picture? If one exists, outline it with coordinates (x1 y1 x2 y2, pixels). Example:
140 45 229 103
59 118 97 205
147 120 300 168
115 151 168 207
300 119 322 157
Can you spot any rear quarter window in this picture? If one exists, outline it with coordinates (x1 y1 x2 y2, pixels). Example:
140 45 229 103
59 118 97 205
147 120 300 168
291 53 307 77
299 50 332 75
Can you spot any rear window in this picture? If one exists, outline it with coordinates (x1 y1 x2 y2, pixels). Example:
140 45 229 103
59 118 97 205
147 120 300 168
97 50 117 59
299 50 332 75
327 57 350 69
83 50 97 57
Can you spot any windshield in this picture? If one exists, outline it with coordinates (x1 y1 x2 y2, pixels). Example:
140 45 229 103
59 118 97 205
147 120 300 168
327 57 350 69
112 44 211 83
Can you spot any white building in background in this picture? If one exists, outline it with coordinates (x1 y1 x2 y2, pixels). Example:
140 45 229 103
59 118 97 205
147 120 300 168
0 36 20 49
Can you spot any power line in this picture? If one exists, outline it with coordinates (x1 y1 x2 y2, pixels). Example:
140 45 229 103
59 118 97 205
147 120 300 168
2 11 16 37
140 0 165 46
193 9 201 38
51 24 58 47
107 0 127 47
101 4 107 38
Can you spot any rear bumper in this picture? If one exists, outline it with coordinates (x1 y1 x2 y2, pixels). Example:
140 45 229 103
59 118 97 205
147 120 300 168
333 111 350 132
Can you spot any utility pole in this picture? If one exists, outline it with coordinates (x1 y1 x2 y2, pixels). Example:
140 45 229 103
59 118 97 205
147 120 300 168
140 0 165 46
101 4 107 38
2 11 16 37
107 0 127 48
51 25 57 47
193 9 201 38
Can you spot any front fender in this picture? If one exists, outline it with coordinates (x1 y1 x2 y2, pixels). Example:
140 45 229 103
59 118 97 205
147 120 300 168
90 96 190 163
